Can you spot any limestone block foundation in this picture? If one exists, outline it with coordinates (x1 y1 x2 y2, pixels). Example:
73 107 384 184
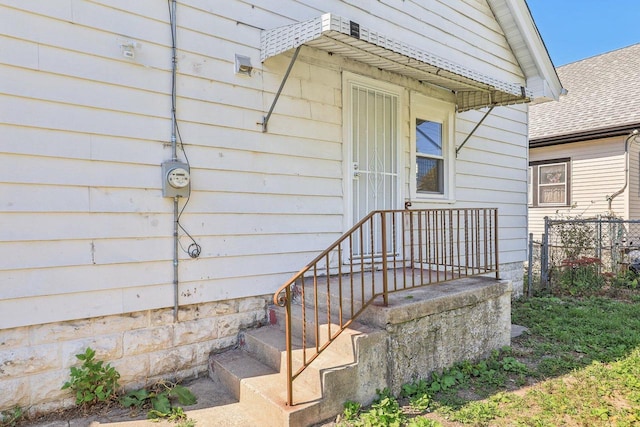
0 296 269 415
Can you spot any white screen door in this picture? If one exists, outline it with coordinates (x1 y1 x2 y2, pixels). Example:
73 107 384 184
350 84 399 258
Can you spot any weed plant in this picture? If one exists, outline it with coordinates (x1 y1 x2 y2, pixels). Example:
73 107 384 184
120 380 197 421
556 257 605 295
61 347 120 406
0 407 23 427
56 347 196 425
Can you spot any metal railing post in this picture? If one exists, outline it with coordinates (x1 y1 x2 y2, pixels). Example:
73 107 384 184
528 233 534 297
494 209 500 279
380 212 389 306
285 286 293 406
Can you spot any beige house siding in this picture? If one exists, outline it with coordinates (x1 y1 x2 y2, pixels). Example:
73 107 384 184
528 136 628 239
628 142 640 220
0 0 542 413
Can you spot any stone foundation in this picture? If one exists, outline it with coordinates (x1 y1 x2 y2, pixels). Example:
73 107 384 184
0 296 269 415
1 272 516 416
499 261 524 298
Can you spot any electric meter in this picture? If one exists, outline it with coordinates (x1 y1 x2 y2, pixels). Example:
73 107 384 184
161 161 190 197
167 167 190 188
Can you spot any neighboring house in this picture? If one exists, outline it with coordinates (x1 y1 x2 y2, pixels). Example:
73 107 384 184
0 0 560 414
528 43 640 238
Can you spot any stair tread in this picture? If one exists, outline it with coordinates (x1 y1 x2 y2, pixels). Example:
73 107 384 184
245 326 289 352
212 348 276 379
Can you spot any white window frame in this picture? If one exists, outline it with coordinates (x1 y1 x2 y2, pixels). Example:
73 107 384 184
410 93 455 202
528 166 533 206
529 159 571 207
537 162 568 206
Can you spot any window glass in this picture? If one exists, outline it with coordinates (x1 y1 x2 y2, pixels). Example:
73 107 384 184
416 119 443 194
417 157 443 193
416 120 442 156
539 164 565 185
538 163 566 204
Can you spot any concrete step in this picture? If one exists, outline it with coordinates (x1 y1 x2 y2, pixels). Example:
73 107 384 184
209 306 383 426
209 348 322 427
268 303 368 357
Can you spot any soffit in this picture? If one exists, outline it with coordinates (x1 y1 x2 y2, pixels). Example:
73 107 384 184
261 13 532 112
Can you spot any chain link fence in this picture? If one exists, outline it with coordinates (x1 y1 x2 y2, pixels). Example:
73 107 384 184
528 216 640 293
525 234 543 296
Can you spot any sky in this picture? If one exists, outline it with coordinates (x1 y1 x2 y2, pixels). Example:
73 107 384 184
526 0 640 66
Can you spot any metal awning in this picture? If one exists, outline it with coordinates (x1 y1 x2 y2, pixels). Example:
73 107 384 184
261 13 532 112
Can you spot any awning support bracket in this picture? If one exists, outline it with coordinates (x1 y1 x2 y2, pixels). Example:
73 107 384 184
260 45 302 133
456 105 495 157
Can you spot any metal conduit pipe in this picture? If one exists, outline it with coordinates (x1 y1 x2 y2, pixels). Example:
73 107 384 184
607 129 639 212
170 0 179 321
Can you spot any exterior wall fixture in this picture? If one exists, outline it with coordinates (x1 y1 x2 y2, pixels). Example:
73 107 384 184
235 54 253 76
607 129 640 211
119 40 140 59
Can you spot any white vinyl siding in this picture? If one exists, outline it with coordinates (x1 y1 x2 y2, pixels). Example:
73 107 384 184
1 0 530 328
453 106 529 265
528 136 627 239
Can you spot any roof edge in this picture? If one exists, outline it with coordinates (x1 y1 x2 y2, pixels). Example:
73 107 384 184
487 0 564 102
530 123 640 148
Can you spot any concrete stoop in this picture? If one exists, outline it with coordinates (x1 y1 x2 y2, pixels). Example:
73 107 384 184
77 277 511 427
208 276 512 427
208 307 384 427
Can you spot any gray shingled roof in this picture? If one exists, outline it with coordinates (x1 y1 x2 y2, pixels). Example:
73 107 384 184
529 43 640 140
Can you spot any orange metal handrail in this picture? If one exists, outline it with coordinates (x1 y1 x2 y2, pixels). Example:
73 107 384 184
272 208 499 406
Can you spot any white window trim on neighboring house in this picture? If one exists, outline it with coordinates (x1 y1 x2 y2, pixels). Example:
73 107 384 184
528 158 571 207
410 93 456 202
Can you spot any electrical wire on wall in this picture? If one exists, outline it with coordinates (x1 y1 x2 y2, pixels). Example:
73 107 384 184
168 0 201 260
166 0 202 322
174 130 202 259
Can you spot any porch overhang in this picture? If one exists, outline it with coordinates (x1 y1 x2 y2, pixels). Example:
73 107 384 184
261 13 533 112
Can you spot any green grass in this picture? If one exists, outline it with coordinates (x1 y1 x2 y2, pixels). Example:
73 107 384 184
513 295 640 372
337 288 640 426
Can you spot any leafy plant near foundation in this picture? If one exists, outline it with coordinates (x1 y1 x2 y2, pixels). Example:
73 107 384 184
119 380 197 422
337 348 528 426
0 406 23 427
61 347 121 405
61 347 196 424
